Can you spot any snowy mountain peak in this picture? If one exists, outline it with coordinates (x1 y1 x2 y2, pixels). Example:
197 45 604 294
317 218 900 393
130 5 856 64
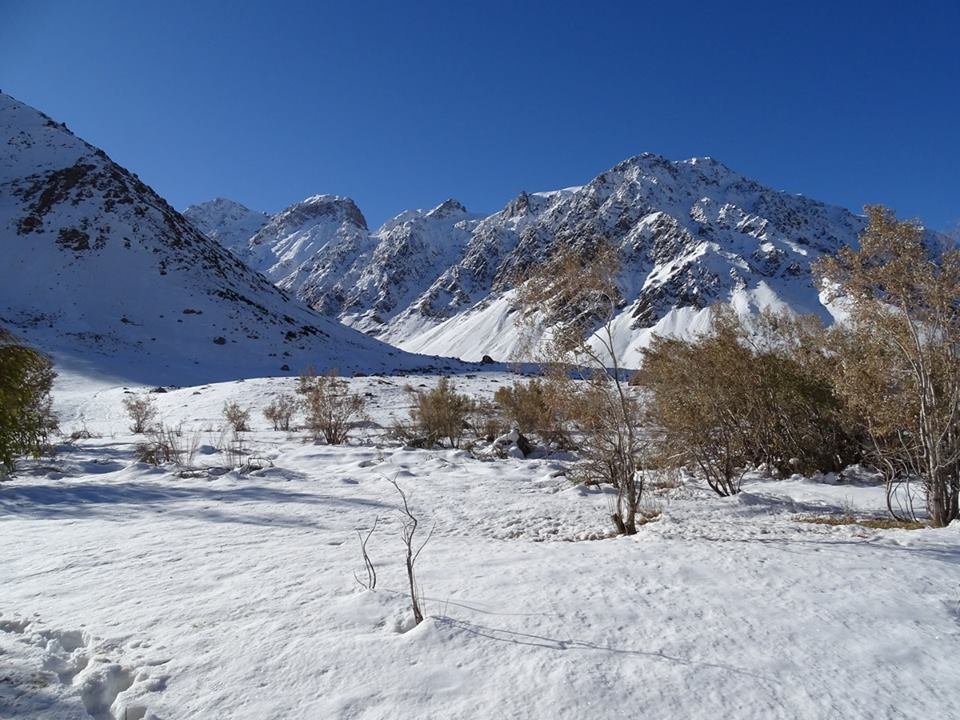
426 198 468 219
183 198 269 256
256 194 368 240
0 91 440 382
168 129 876 367
304 154 866 364
190 150 866 366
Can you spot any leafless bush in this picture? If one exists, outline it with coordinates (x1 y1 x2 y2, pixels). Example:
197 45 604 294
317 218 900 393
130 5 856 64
135 423 201 467
514 239 648 534
567 369 648 534
238 454 273 474
297 368 367 445
263 393 298 431
649 466 684 491
408 377 475 448
68 424 98 441
467 400 508 443
223 401 251 433
633 307 858 496
122 394 158 434
223 432 247 469
493 376 573 448
388 478 434 626
354 516 379 590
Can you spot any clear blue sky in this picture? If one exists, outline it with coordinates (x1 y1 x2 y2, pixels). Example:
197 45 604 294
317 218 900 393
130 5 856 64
1 1 957 230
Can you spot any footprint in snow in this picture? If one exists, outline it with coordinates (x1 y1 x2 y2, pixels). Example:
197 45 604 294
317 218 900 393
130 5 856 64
0 615 168 720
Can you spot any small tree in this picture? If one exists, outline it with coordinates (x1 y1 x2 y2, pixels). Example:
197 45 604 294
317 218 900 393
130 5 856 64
635 316 756 496
816 205 960 527
408 377 475 448
514 239 647 534
223 401 251 433
264 393 298 431
634 307 858 496
122 394 158 434
297 368 366 445
0 330 58 475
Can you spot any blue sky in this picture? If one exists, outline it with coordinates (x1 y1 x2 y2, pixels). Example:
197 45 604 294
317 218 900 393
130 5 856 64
1 1 957 230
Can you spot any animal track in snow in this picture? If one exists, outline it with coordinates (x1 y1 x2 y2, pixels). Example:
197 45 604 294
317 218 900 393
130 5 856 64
0 615 168 719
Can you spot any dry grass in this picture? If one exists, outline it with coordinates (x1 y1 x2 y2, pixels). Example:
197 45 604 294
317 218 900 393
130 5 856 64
798 514 926 530
636 507 662 524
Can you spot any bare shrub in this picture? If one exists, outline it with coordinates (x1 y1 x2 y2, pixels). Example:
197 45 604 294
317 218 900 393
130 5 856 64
493 377 573 448
649 466 684 491
408 377 475 448
297 368 366 445
816 205 960 526
122 394 158 434
223 432 247 468
354 516 379 590
135 423 201 467
68 424 98 441
222 401 251 433
263 393 298 431
799 515 925 530
568 368 648 533
514 239 647 534
388 478 434 626
467 399 508 443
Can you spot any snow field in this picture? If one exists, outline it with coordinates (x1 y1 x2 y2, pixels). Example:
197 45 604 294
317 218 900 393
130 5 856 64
1 371 959 719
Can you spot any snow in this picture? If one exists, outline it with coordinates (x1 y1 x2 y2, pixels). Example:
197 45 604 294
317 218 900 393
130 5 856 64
3 369 960 719
182 198 270 256
0 91 463 384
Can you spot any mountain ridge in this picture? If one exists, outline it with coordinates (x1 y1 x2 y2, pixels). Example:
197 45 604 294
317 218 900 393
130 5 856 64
189 152 866 365
0 91 456 384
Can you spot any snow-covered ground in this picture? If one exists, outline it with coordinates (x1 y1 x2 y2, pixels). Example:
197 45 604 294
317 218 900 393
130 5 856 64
2 371 959 719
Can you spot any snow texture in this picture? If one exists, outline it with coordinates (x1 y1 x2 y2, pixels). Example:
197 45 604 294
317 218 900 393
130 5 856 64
2 369 959 719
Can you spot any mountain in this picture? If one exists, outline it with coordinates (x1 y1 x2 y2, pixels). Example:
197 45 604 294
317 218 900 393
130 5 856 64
183 198 270 256
241 194 376 315
0 92 453 384
382 155 867 365
198 154 865 366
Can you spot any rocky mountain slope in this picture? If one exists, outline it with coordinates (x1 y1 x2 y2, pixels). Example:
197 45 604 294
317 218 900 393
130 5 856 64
182 198 269 256
198 155 865 366
0 92 450 384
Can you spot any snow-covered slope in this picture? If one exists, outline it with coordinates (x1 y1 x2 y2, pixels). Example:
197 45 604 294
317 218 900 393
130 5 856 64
198 155 866 366
0 92 451 384
341 199 482 332
5 371 960 718
182 197 270 256
242 194 377 317
387 155 868 364
214 195 483 331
